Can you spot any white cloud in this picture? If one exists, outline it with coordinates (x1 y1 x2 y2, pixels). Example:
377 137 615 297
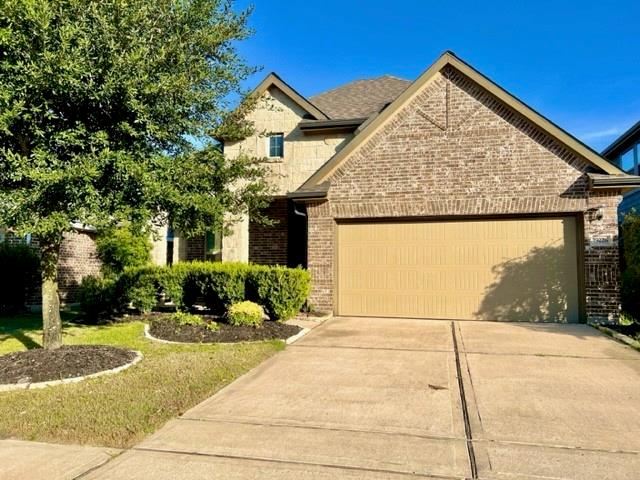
579 126 625 141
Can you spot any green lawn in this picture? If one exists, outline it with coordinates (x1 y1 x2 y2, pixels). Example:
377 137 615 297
0 312 283 448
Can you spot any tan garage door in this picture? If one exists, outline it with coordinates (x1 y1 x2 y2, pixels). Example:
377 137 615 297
337 217 580 322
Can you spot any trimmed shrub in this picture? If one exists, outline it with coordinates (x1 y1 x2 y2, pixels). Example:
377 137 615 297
178 262 250 314
112 262 311 320
227 301 264 327
115 265 163 313
96 226 152 277
621 212 640 320
0 242 39 314
77 275 117 322
247 266 311 321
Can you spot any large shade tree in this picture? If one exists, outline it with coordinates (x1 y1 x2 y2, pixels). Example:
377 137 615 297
0 0 271 349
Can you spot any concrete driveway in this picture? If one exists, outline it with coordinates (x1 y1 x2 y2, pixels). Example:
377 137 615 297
87 317 640 480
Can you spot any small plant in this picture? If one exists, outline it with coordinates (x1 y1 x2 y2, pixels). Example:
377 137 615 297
620 311 638 326
169 311 219 332
227 301 264 327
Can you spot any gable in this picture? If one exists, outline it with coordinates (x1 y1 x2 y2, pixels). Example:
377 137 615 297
251 73 328 121
327 66 593 204
300 53 624 193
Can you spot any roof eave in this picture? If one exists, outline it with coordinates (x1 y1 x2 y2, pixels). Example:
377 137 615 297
286 190 328 201
588 173 640 191
299 117 367 135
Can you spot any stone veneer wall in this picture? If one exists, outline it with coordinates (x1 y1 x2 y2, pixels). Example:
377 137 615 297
306 65 622 323
221 86 352 262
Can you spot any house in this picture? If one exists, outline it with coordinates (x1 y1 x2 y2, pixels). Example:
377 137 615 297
12 51 638 322
602 120 640 218
210 51 640 323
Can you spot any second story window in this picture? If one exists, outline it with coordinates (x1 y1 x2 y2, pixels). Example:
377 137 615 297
268 133 284 158
618 144 639 175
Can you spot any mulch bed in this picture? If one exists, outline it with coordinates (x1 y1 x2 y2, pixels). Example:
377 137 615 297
149 316 301 344
0 345 137 385
608 323 640 341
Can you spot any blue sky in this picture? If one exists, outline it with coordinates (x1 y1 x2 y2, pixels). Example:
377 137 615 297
235 0 639 152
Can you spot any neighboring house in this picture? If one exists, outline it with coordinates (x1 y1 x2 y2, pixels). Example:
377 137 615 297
217 51 640 323
602 120 640 217
0 226 101 303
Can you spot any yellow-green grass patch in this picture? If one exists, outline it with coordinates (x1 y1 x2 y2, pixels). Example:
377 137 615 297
0 313 282 447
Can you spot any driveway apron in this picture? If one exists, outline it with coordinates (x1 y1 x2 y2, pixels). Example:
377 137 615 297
85 317 640 480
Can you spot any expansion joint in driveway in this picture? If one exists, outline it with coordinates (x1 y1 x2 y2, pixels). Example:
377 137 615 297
131 446 459 479
451 322 478 479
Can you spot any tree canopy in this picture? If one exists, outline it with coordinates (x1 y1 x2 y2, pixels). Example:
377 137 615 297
0 0 271 348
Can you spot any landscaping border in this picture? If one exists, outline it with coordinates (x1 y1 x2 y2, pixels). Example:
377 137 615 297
291 311 333 323
590 323 640 351
0 350 143 392
143 323 309 345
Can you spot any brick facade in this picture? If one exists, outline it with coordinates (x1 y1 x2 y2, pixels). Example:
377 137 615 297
11 230 102 305
57 231 102 302
307 65 622 323
249 197 289 265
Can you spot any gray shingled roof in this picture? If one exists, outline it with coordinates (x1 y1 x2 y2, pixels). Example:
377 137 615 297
310 75 411 120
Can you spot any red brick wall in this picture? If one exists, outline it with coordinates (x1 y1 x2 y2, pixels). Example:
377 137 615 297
249 197 289 265
20 230 102 305
58 231 102 302
307 65 622 322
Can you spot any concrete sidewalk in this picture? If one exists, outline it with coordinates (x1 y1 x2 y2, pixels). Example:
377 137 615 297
8 317 640 479
0 439 119 480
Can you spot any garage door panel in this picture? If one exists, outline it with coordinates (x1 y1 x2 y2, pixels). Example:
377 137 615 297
337 218 579 322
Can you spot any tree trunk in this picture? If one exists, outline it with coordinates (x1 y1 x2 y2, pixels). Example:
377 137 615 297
41 237 62 350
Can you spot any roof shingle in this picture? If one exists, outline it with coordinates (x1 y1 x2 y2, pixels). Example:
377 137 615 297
309 75 411 120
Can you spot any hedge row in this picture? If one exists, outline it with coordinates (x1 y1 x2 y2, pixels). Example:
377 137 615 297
78 261 311 322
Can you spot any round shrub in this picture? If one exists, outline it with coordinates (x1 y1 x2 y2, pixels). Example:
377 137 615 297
77 275 117 322
178 261 249 313
227 301 264 327
247 266 311 321
115 265 162 313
